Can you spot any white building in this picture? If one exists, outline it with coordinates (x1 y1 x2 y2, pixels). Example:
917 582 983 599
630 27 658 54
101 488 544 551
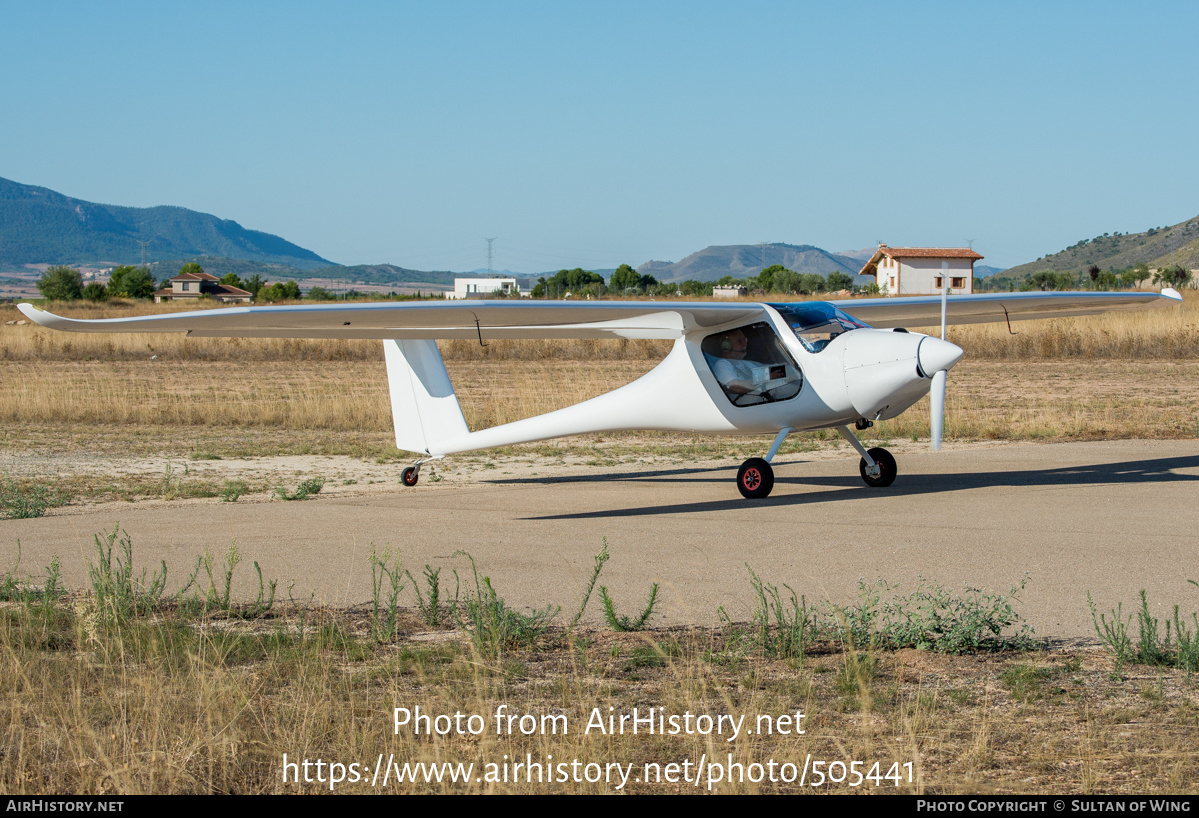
859 245 983 296
446 277 529 300
713 285 748 298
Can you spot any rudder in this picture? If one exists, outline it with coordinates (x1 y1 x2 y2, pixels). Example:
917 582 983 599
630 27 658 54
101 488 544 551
382 339 469 455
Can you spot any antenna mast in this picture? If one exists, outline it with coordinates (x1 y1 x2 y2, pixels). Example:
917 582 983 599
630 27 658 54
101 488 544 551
484 237 497 277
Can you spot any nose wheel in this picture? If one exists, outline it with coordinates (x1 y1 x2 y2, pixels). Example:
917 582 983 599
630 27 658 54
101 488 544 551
858 447 897 487
839 425 898 488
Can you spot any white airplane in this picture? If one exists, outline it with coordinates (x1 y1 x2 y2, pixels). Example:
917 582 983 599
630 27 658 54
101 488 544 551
17 288 1182 498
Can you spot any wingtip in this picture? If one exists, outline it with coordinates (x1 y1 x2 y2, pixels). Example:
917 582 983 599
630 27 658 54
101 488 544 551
1162 287 1184 302
16 303 45 323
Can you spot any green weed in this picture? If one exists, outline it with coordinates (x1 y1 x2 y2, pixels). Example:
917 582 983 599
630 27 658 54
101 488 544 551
369 546 406 642
189 543 276 618
88 525 172 618
1089 592 1133 672
405 564 443 627
570 539 610 629
274 476 325 501
0 477 58 519
741 572 1036 655
747 566 809 659
1090 582 1199 672
876 574 1037 653
452 551 557 657
0 543 62 605
599 583 659 632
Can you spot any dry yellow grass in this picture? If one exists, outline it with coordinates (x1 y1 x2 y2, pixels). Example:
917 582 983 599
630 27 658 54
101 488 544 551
3 357 1196 450
2 292 1197 457
2 598 1197 795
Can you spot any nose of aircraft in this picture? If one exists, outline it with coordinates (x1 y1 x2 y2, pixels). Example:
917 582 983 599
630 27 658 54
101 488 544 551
918 336 964 377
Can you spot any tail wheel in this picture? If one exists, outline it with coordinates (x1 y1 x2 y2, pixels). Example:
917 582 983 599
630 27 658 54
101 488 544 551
402 466 419 487
736 457 775 499
859 447 897 488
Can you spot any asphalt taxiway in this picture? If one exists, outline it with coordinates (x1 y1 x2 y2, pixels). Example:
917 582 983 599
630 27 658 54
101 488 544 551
6 440 1198 639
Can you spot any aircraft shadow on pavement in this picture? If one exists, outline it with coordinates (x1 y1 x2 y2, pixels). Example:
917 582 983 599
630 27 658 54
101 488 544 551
485 463 742 486
521 454 1199 520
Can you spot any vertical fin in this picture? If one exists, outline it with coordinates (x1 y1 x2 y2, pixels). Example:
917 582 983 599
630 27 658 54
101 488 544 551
382 339 469 455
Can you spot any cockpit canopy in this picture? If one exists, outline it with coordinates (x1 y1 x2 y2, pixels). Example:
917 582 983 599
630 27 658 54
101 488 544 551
770 302 871 353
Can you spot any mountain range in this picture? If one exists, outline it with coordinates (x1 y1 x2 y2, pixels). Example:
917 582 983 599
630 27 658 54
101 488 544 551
7 176 1194 289
637 243 866 283
1000 216 1199 279
0 177 331 270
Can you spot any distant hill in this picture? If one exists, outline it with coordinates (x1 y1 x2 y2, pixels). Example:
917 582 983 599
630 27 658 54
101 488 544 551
308 264 457 289
637 243 866 283
1003 216 1199 279
140 256 324 283
0 177 333 269
836 246 878 263
975 264 1006 278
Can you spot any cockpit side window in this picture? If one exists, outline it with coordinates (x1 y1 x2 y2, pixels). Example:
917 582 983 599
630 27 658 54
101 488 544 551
702 322 804 406
770 302 870 353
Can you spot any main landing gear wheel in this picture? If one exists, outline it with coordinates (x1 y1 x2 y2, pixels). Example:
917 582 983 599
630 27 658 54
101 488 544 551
401 466 419 487
737 457 774 499
859 447 897 488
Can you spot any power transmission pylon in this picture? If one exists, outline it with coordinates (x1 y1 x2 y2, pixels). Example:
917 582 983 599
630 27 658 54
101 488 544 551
484 237 497 277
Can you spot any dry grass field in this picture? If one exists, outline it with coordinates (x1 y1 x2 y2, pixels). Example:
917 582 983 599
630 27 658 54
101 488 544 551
2 568 1198 795
3 293 1199 795
2 291 1196 455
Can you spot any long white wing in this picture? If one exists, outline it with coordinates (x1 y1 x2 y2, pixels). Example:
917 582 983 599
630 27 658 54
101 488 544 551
827 289 1182 329
16 289 1181 339
17 301 765 340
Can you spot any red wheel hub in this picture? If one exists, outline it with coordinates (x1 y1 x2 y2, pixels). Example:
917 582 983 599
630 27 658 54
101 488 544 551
742 468 761 489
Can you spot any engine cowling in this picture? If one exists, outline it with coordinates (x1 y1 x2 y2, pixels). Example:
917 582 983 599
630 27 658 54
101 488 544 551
842 330 963 420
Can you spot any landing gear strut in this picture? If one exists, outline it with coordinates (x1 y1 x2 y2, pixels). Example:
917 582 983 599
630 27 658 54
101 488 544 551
838 425 897 488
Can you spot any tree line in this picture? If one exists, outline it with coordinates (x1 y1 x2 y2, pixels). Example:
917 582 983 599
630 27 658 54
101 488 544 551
979 262 1192 293
36 260 874 303
529 264 860 299
34 263 351 303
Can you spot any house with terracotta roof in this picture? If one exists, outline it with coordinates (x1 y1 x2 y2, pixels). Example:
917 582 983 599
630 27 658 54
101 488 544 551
859 245 983 296
153 271 253 303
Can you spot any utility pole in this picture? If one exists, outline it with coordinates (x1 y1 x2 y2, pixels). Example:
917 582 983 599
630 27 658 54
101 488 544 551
484 237 497 277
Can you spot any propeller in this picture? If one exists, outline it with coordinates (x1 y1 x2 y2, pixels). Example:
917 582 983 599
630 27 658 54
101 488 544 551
930 369 946 450
932 267 949 450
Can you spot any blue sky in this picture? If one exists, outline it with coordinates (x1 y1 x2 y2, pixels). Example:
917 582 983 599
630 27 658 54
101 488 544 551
3 1 1196 273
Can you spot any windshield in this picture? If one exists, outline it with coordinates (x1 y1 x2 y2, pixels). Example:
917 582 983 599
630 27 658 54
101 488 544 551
770 302 871 353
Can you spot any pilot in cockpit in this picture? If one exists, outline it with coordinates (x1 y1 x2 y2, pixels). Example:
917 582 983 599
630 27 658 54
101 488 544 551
710 328 757 395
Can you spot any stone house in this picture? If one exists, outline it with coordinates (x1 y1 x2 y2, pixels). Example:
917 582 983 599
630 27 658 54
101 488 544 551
153 272 253 303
